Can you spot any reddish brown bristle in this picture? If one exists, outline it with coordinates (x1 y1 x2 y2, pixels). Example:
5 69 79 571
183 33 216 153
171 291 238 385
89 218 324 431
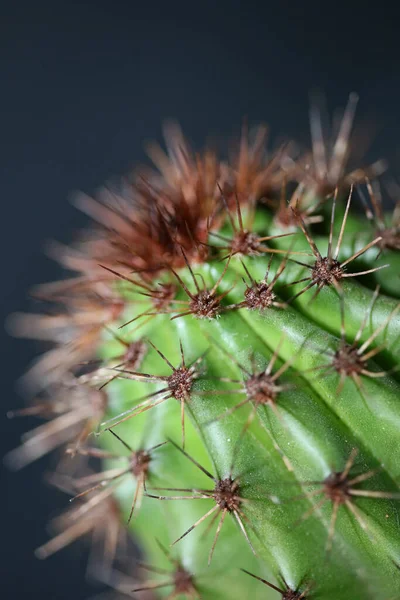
283 592 304 600
232 256 288 312
322 471 351 504
375 226 400 251
130 449 151 478
244 281 276 310
123 341 145 367
152 282 177 309
311 257 344 286
244 372 278 405
231 230 261 255
270 182 324 230
173 565 196 596
331 343 364 377
275 205 302 228
213 477 241 512
167 366 196 401
188 290 223 319
359 178 400 253
170 250 234 321
90 388 109 417
225 124 289 206
241 568 309 599
65 126 228 282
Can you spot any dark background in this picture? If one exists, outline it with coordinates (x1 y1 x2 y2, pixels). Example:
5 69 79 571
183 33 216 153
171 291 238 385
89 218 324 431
1 2 399 598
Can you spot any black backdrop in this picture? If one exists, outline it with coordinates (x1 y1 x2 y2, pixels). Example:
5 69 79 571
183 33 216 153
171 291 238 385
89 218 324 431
1 2 399 598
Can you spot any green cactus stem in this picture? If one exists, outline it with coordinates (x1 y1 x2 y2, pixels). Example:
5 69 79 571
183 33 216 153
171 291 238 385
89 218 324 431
6 98 400 600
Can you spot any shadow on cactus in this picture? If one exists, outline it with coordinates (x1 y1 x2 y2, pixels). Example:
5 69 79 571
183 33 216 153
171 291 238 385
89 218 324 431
5 95 400 600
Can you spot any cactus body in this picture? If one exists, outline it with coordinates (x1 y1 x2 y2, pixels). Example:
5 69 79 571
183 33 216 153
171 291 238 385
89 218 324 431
7 102 400 600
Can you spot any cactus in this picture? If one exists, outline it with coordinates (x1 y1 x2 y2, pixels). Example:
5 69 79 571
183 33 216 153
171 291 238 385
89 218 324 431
6 97 400 600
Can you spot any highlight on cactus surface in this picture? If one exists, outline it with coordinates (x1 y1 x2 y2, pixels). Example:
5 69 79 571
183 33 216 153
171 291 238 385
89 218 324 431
6 95 400 600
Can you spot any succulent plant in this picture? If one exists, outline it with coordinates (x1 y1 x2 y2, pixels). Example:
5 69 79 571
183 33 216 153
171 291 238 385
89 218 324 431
6 96 400 600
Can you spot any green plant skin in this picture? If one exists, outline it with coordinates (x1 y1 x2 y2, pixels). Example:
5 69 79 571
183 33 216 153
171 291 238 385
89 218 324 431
97 247 400 599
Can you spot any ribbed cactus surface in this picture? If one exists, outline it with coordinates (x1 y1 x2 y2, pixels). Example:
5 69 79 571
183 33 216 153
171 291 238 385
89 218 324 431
7 98 400 600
